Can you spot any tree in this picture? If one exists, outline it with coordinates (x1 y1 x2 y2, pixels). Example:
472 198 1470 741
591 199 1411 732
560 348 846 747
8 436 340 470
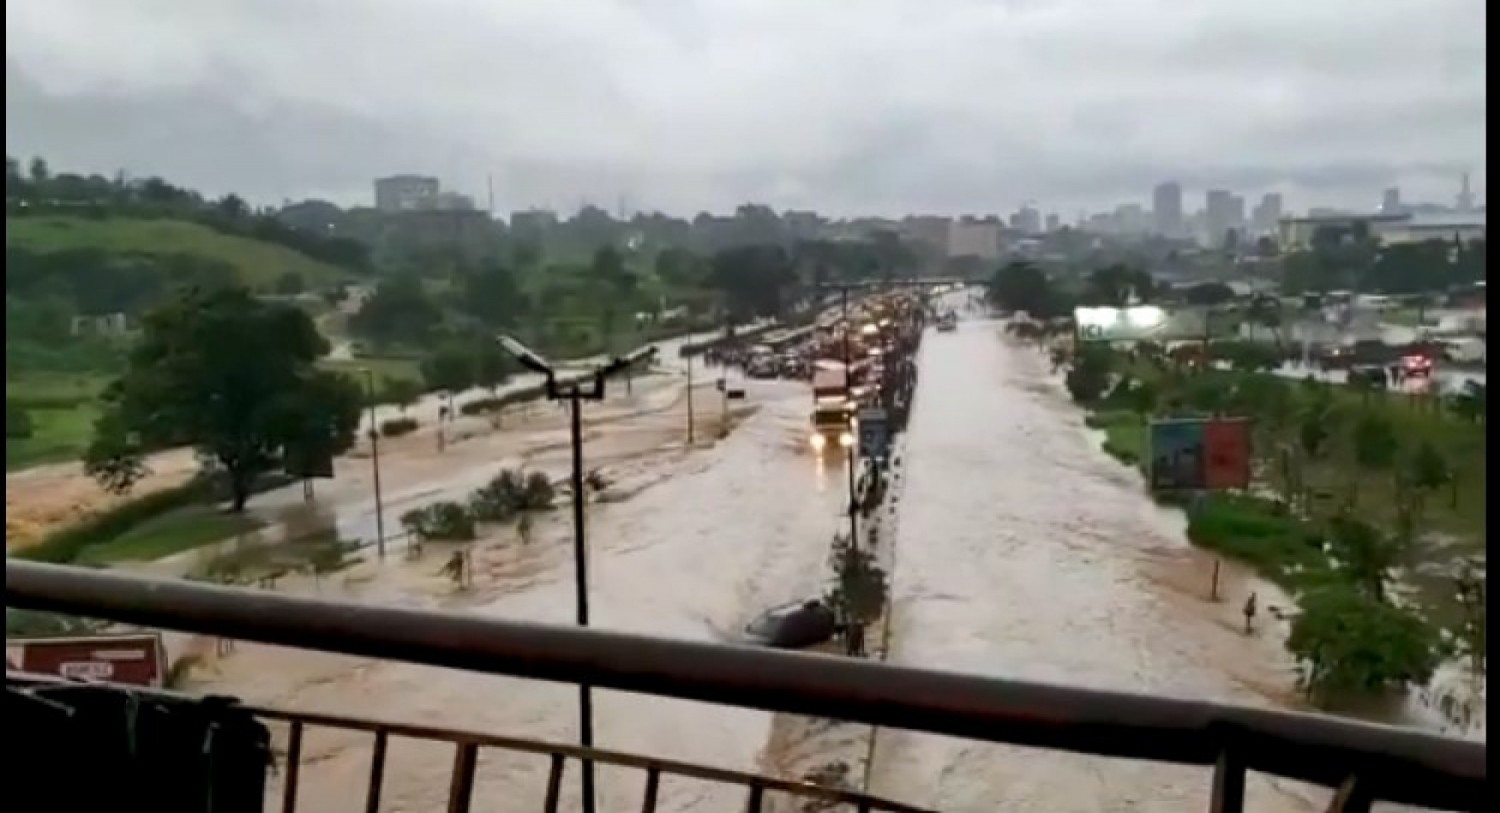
399 502 476 541
710 244 796 321
381 377 424 414
28 156 49 186
825 534 887 657
1408 441 1455 510
1287 583 1445 704
1349 411 1398 503
5 399 33 439
421 343 478 393
90 286 361 511
1325 515 1404 603
83 410 150 494
1181 282 1235 306
349 274 443 347
1064 345 1114 403
1447 381 1485 424
987 261 1068 318
1082 264 1155 306
458 260 525 328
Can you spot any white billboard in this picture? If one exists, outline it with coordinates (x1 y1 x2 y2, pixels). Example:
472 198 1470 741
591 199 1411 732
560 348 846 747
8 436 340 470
1074 306 1208 342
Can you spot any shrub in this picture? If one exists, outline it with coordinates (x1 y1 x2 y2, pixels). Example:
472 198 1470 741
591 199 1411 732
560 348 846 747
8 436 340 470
1288 583 1447 704
399 502 476 541
5 399 34 439
380 417 419 437
520 472 557 510
1185 494 1327 586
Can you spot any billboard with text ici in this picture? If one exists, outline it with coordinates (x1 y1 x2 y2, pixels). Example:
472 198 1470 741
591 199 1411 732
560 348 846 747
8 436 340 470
1074 306 1209 343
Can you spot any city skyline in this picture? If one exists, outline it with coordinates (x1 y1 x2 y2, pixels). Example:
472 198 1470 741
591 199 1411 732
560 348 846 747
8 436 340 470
6 1 1486 216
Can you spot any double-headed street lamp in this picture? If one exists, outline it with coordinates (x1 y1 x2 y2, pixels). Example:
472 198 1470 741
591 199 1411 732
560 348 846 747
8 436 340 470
496 336 657 813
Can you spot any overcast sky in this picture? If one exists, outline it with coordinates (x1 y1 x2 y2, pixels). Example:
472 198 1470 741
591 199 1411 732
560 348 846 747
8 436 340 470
5 0 1487 218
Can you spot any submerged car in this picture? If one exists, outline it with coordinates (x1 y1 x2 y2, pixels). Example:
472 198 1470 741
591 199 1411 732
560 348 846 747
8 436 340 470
743 599 837 649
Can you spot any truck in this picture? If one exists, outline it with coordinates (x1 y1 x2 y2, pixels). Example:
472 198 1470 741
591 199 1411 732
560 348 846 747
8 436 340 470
809 366 852 453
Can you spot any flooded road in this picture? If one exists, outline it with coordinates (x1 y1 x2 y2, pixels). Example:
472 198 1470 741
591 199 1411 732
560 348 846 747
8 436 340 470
194 371 848 812
867 320 1323 812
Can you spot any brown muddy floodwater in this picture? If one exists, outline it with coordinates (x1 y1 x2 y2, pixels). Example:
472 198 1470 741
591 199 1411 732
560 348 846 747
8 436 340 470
866 320 1331 812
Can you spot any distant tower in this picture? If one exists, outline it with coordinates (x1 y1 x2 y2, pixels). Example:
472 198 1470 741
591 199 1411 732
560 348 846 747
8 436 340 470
1457 172 1474 212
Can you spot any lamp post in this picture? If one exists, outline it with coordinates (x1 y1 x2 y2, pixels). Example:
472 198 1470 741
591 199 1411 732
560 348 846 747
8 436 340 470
840 289 859 548
359 368 386 560
497 336 657 813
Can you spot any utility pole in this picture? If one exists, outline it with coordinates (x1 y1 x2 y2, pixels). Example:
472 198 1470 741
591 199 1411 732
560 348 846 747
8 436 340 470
361 369 386 560
685 351 695 445
841 288 859 549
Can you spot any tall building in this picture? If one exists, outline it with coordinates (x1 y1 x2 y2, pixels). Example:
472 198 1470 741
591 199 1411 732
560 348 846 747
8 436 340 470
1152 182 1183 237
1251 193 1284 235
1382 187 1403 214
947 219 1001 260
1045 212 1061 232
374 175 440 212
1457 172 1475 212
1204 189 1234 245
1014 205 1042 234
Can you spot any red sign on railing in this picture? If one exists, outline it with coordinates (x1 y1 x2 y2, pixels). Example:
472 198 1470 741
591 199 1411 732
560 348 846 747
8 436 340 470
10 633 167 688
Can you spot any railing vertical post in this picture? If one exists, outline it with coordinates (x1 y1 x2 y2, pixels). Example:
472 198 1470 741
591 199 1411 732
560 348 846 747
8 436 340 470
1210 748 1245 813
640 767 661 813
281 720 304 813
446 742 478 813
543 753 566 813
1326 776 1373 813
365 729 388 813
745 782 765 813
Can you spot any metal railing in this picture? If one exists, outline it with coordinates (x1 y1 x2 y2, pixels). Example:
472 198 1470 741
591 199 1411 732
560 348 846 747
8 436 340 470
6 560 1487 812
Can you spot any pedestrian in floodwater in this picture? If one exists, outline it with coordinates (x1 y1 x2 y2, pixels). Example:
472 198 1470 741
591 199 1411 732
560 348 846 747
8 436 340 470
1243 592 1258 634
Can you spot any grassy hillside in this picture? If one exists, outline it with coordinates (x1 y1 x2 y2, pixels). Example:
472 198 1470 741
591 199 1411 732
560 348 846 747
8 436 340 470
7 216 351 290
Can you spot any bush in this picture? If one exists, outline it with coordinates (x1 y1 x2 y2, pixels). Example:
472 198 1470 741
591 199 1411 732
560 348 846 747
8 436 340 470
6 399 34 439
468 468 556 522
399 502 476 541
1288 583 1447 704
1185 494 1328 586
380 417 419 437
17 469 296 564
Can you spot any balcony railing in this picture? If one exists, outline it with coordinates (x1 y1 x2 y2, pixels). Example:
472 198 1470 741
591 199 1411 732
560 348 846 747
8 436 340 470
6 560 1487 812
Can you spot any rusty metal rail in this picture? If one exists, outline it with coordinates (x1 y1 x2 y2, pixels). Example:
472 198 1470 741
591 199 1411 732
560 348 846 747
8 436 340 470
5 560 1487 812
6 671 924 812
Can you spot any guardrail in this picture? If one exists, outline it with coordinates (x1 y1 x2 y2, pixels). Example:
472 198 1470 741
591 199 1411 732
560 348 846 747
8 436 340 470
6 560 1487 812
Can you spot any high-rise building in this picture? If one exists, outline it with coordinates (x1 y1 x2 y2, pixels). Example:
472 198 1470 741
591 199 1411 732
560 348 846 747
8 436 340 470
1014 205 1042 234
374 175 440 212
1457 172 1474 212
1045 212 1061 232
1153 182 1183 236
1251 193 1284 234
1382 187 1403 214
1204 189 1234 245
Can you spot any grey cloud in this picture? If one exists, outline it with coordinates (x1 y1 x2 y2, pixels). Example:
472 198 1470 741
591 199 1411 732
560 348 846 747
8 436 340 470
5 0 1486 216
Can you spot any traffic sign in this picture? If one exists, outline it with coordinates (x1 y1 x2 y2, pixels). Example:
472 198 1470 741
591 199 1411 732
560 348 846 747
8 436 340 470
856 408 889 460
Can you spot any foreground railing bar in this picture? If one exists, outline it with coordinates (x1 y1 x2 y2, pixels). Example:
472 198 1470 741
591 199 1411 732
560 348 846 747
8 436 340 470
246 703 929 811
447 742 478 813
366 730 388 813
1210 748 1244 813
1327 776 1373 813
543 754 565 813
7 561 1483 810
9 669 925 813
281 720 303 813
640 767 660 813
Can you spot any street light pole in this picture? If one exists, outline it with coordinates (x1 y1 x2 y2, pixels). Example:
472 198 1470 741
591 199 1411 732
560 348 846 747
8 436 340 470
685 351 695 445
564 382 595 812
841 289 859 548
361 369 386 560
495 337 656 813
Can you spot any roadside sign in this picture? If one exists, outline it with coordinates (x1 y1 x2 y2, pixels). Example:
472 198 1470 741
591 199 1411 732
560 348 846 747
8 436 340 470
12 632 168 688
856 408 890 460
726 389 746 400
1148 417 1250 491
